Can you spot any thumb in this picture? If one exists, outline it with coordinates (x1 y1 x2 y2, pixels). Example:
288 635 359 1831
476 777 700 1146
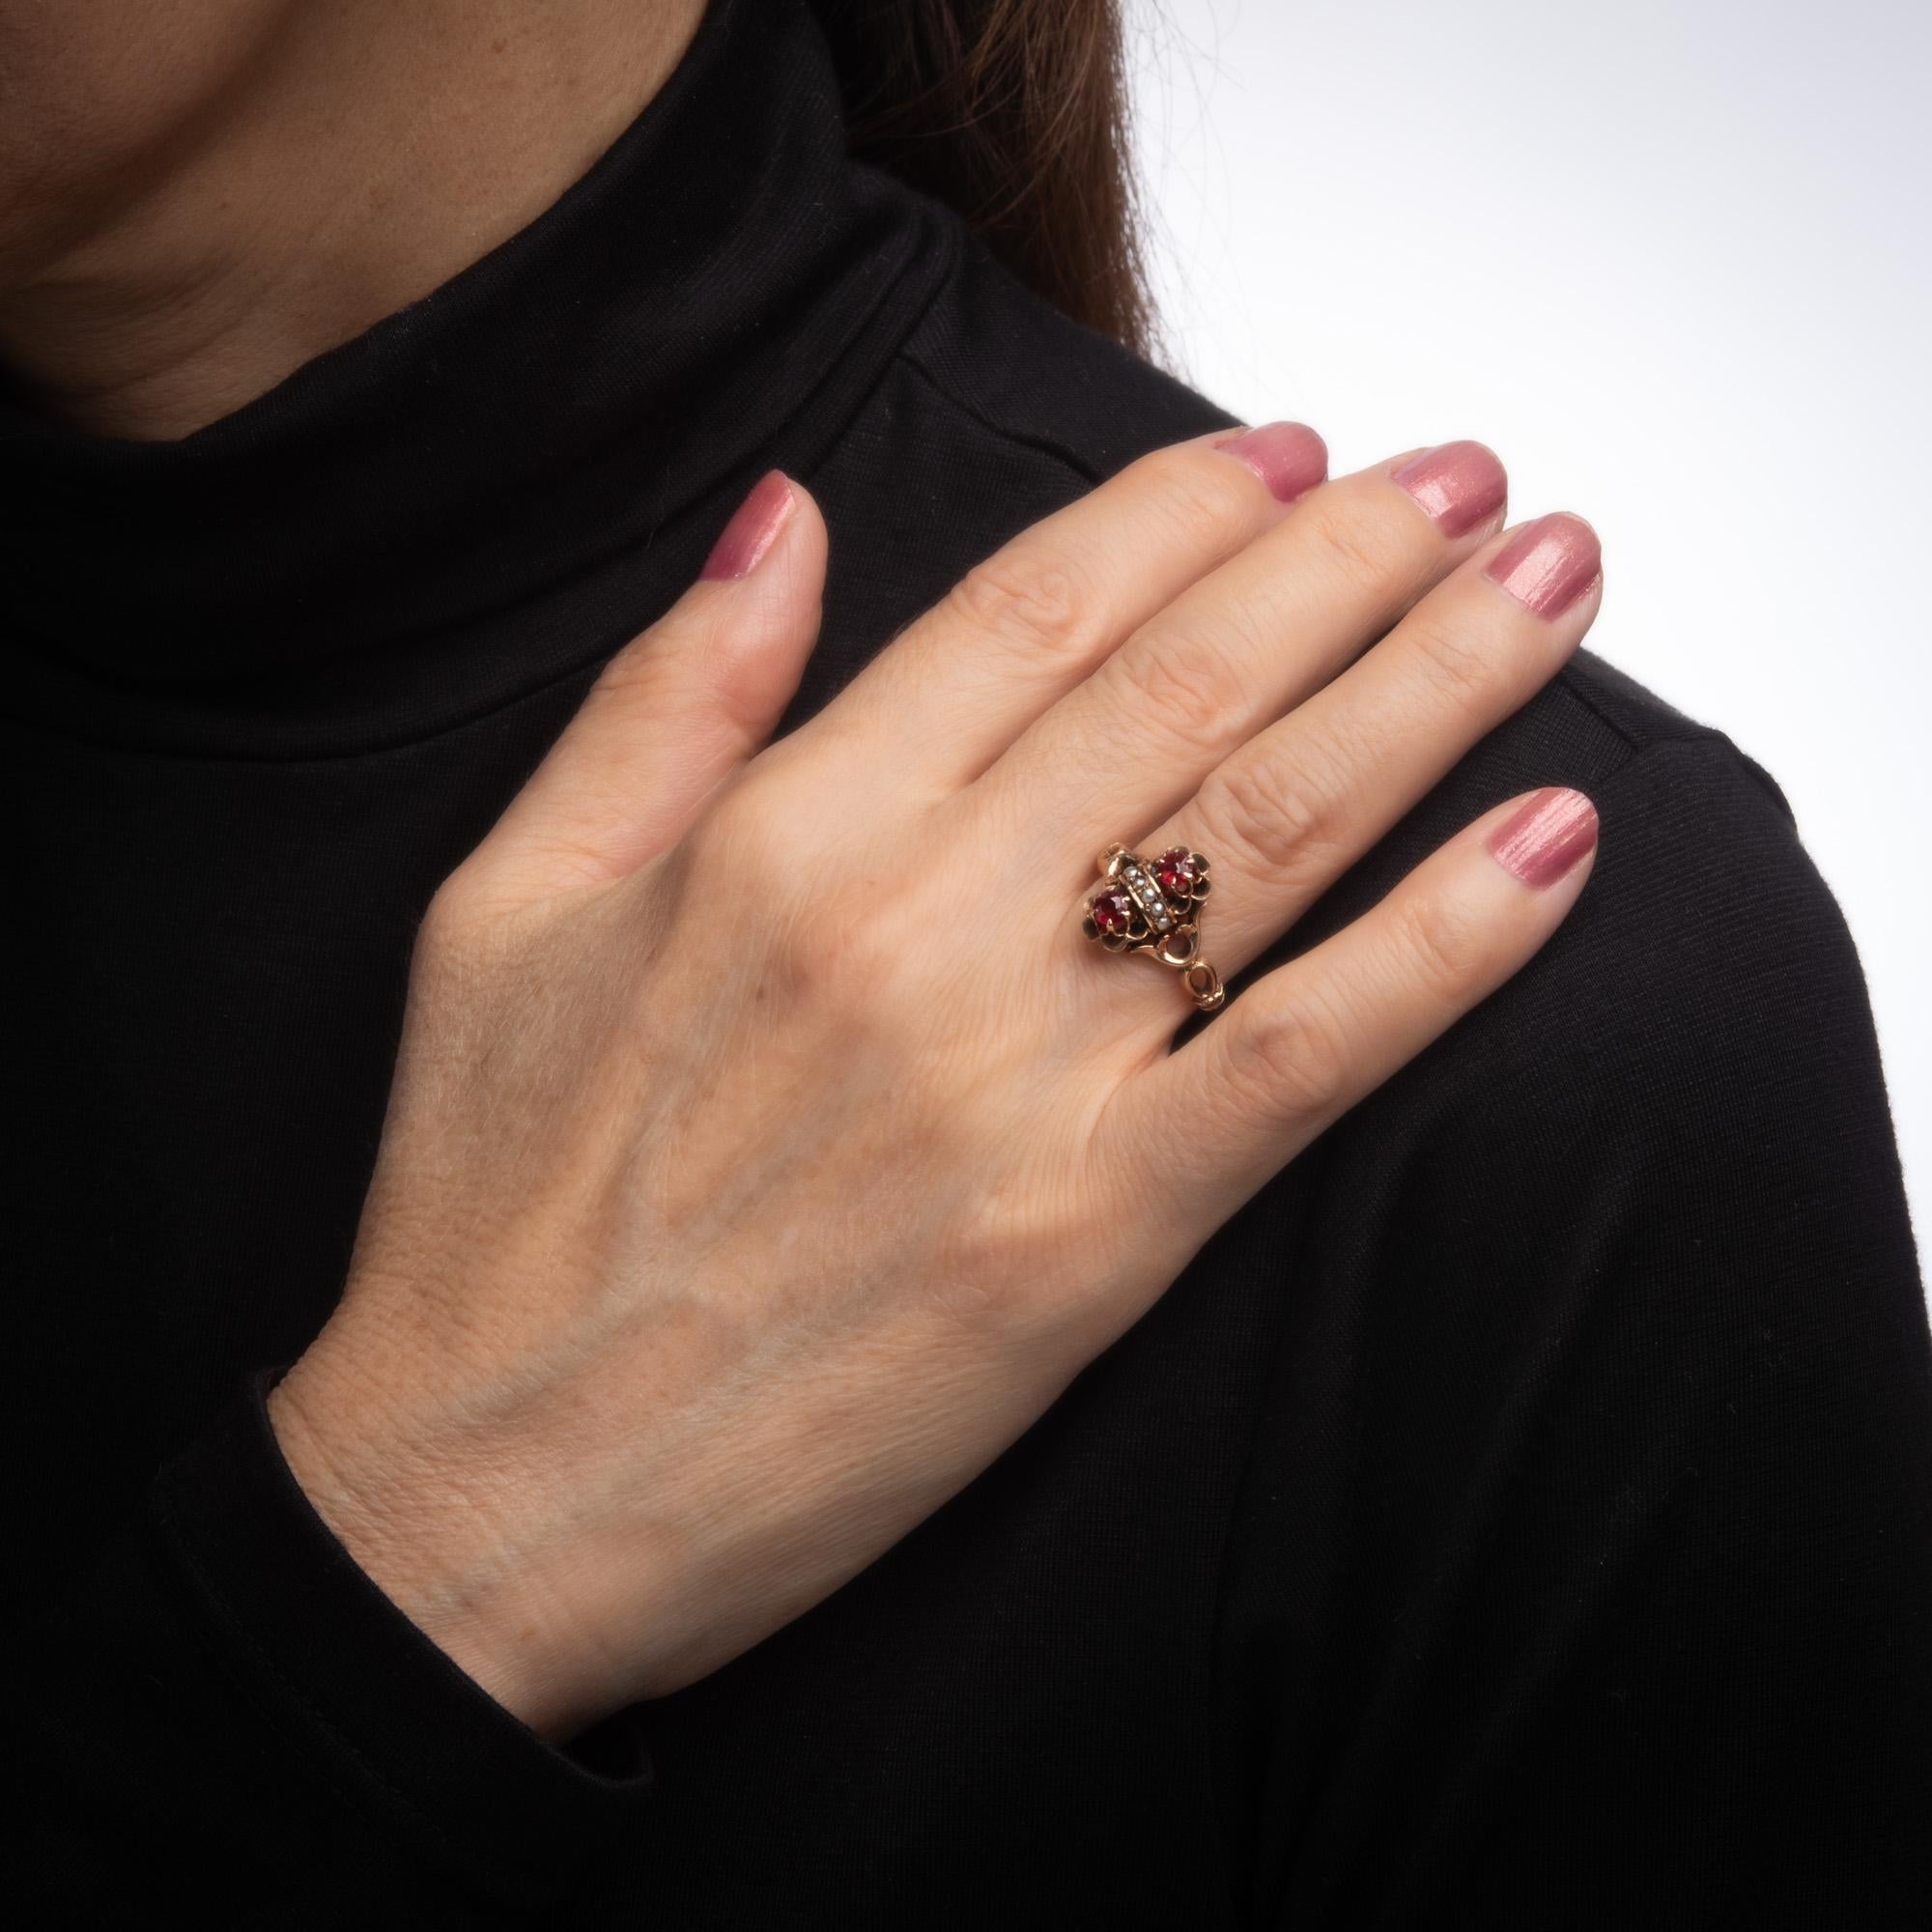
476 471 826 898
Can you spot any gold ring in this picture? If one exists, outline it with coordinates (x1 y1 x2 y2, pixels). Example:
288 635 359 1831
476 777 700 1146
1081 842 1225 1012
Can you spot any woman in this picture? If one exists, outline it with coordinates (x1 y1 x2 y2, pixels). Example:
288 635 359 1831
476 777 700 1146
4 0 1925 1924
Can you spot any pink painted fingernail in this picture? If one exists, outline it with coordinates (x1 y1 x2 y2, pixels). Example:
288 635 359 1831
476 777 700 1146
1487 786 1599 889
1216 421 1328 503
701 470 796 581
1485 513 1602 619
1391 440 1508 537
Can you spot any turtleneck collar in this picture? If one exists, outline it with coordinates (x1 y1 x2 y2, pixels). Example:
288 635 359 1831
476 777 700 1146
0 0 951 753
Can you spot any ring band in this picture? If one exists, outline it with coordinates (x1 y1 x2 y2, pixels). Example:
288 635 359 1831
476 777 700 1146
1081 842 1225 1012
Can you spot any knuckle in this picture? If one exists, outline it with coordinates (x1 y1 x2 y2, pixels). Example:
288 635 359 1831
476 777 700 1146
935 1151 1102 1337
1117 623 1239 754
947 545 1095 661
687 779 918 1024
1388 887 1488 1003
1194 741 1345 882
783 892 895 999
936 1191 1048 1325
687 776 802 897
1303 494 1406 596
770 876 921 1036
1140 447 1250 555
584 631 670 708
1235 995 1353 1123
1401 610 1501 713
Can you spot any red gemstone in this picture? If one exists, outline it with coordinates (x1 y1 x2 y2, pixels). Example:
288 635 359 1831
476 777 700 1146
1155 847 1196 896
1092 890 1133 935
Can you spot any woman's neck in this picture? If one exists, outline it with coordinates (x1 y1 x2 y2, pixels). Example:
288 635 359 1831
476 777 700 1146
0 0 704 441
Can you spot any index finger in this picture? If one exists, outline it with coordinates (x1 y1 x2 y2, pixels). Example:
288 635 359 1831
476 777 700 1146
798 422 1327 796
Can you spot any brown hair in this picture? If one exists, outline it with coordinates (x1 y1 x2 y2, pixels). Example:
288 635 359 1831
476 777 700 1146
806 0 1154 358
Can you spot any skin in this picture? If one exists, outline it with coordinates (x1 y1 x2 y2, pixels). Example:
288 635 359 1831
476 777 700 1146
0 0 705 438
0 5 1605 1742
270 438 1604 1740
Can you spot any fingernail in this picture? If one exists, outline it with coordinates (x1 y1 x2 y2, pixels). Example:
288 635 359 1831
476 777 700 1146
701 470 795 581
1487 786 1599 889
1485 513 1601 619
1391 440 1508 537
1216 421 1328 503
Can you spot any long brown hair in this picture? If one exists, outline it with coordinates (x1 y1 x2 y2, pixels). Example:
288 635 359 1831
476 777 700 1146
806 0 1154 359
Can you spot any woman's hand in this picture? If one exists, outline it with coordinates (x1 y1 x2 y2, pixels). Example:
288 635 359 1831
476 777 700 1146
267 427 1604 1742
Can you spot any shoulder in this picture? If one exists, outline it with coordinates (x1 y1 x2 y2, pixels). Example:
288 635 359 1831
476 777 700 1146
923 248 1902 1161
856 235 1766 802
1290 632 1901 1249
830 230 1883 1127
1336 720 1882 1152
891 236 1238 479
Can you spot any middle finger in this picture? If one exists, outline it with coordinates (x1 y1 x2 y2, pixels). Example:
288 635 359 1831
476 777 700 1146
1140 508 1604 997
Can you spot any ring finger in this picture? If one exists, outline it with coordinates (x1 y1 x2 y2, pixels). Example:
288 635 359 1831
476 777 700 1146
1119 510 1603 1008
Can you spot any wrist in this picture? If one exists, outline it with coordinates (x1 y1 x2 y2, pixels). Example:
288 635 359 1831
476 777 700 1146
265 1346 614 1742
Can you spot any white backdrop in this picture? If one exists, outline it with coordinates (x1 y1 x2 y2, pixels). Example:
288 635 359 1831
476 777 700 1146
1130 0 1930 1266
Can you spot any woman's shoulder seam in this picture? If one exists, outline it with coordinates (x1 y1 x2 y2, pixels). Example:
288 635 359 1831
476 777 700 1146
891 342 1110 489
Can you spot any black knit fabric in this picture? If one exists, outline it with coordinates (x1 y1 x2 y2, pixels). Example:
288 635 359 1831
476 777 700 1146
4 0 1926 1923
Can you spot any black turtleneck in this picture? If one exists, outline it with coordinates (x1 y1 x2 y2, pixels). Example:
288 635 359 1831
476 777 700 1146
4 1 1927 1924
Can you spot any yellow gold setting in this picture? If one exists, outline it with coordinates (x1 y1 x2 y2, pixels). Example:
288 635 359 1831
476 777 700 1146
1081 842 1224 1012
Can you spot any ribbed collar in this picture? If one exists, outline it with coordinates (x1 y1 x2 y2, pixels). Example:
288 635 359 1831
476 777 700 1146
0 0 948 753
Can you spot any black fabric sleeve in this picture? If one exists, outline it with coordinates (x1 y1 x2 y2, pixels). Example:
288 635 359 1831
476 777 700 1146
17 1365 654 1925
1213 736 1932 1929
